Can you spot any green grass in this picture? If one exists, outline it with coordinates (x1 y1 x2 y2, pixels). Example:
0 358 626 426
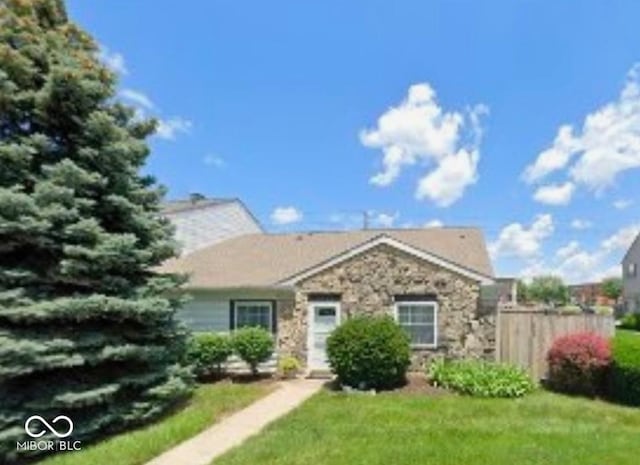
39 381 271 465
214 389 640 465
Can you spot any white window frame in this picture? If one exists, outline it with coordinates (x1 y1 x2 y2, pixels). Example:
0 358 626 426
393 301 438 348
628 263 638 278
234 300 274 332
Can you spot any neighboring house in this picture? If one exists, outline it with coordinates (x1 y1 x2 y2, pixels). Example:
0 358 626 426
161 195 263 255
623 233 640 313
569 282 617 307
479 277 517 311
161 228 496 372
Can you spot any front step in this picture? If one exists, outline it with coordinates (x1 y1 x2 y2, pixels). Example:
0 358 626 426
306 369 334 379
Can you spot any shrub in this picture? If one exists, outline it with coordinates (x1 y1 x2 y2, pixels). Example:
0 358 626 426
326 315 411 390
593 305 614 316
232 327 274 375
278 355 301 378
185 333 233 379
546 332 611 396
619 313 640 331
428 359 534 398
611 330 640 405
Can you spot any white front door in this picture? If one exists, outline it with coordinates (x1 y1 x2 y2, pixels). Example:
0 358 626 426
307 302 341 370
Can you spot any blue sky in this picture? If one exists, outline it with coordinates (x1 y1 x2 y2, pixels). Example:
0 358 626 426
68 1 640 283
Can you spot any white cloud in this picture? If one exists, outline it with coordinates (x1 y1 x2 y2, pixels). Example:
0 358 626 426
98 46 128 75
424 219 444 228
156 117 193 140
360 83 487 207
517 223 639 283
415 148 479 207
120 88 155 110
372 212 398 228
203 154 225 168
613 198 633 210
523 64 640 200
601 223 640 252
556 240 580 259
522 126 577 183
489 214 554 259
271 206 303 225
570 219 592 230
532 182 575 205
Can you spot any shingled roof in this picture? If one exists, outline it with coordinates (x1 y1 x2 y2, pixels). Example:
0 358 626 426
160 228 494 289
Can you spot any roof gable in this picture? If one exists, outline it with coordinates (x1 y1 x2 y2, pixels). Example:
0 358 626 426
278 235 494 285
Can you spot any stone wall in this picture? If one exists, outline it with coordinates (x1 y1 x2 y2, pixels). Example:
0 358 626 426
277 244 496 369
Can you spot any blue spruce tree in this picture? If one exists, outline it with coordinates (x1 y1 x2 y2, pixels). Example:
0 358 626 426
0 1 192 460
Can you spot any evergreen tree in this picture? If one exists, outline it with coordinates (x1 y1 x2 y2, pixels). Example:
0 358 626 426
0 1 192 460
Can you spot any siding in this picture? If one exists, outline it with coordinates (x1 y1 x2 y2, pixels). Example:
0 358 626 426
166 201 262 255
623 235 640 312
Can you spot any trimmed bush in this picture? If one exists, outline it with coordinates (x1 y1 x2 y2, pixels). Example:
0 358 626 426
619 313 640 331
429 359 534 398
186 333 233 379
232 327 274 375
611 330 640 405
326 315 411 390
547 332 611 396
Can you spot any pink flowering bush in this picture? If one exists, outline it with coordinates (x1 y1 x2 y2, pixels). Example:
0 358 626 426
547 332 611 396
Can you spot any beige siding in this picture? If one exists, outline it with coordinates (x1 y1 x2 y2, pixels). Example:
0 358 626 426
167 201 262 255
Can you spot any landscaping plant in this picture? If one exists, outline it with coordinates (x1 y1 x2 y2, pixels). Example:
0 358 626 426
186 333 233 380
619 313 640 331
326 315 411 390
610 330 640 406
428 359 534 398
546 332 611 396
278 355 301 379
0 1 191 461
232 327 274 375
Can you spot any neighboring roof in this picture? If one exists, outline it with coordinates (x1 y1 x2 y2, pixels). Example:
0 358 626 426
160 228 495 289
161 197 235 215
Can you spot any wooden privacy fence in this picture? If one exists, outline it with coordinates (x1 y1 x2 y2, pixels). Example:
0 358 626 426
496 309 615 380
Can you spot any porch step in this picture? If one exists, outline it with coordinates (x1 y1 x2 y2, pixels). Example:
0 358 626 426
306 369 334 379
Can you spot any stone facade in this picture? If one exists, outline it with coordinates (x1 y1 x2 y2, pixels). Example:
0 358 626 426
277 244 496 369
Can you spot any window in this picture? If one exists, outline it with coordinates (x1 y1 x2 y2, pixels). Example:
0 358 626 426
394 301 437 347
627 263 637 278
234 301 273 332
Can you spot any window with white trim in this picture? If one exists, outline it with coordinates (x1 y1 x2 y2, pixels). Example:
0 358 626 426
395 301 437 347
234 301 273 332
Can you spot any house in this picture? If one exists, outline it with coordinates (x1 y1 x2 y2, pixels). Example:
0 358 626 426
161 228 496 371
623 232 640 313
568 282 617 307
161 194 263 255
479 277 517 312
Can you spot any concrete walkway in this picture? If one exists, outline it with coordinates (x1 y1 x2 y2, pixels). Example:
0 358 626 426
145 379 324 465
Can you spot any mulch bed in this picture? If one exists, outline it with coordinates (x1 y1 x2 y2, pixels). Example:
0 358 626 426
390 372 450 396
323 372 450 396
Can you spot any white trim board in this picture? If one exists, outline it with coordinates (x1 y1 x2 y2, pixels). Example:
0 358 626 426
278 235 494 286
393 300 438 349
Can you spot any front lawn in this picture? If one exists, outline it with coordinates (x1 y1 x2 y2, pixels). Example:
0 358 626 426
214 389 640 465
39 381 272 465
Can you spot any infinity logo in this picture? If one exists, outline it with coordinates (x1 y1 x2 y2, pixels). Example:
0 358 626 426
24 415 74 439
